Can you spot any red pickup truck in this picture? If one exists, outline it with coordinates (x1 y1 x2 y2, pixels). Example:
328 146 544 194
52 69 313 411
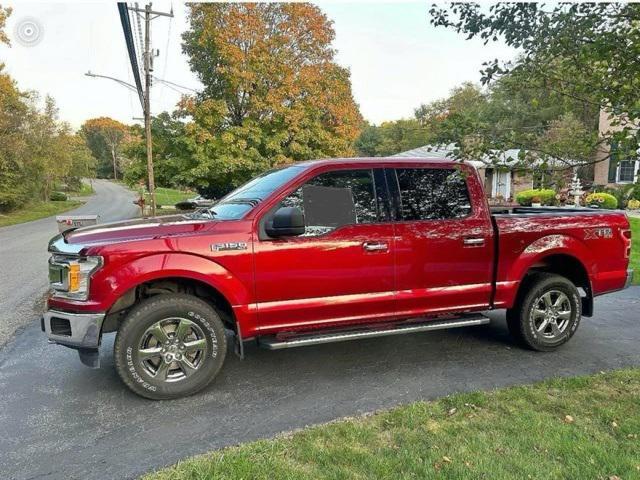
44 158 633 399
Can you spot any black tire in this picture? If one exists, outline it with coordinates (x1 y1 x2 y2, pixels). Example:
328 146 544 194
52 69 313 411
506 273 581 352
114 293 227 400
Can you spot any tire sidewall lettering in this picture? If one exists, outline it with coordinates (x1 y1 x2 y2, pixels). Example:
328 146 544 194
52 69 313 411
187 310 218 358
126 346 157 392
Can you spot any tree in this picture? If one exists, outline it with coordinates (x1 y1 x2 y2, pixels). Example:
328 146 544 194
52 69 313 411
122 112 196 191
429 3 640 164
80 117 129 179
0 67 31 210
0 5 11 46
180 3 363 196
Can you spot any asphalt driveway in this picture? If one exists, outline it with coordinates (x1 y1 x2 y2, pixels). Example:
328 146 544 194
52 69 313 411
0 180 138 346
0 287 638 480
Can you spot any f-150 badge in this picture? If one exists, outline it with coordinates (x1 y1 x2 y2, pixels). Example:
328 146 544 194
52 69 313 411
584 227 613 240
211 242 248 251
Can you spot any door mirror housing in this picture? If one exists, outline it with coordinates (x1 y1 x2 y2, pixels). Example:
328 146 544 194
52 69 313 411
266 206 305 237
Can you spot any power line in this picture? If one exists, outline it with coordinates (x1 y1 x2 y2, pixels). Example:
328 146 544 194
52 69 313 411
152 76 198 93
158 2 173 104
117 2 144 109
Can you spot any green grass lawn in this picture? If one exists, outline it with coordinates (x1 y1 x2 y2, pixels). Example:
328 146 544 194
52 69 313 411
145 369 640 480
629 217 640 285
146 187 193 207
67 182 95 197
0 200 83 228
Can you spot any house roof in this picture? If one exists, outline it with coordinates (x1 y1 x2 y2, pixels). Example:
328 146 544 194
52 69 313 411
392 144 529 169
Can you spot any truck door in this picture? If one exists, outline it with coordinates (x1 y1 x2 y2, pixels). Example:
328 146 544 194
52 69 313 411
253 167 396 332
389 166 494 317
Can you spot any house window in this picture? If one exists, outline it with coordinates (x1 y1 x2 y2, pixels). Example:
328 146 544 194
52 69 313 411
617 160 637 183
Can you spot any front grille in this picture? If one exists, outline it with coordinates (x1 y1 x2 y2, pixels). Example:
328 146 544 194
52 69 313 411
50 317 72 336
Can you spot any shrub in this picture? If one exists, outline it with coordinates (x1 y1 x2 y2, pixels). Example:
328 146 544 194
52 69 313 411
515 189 556 206
627 199 640 210
585 192 618 209
49 191 68 201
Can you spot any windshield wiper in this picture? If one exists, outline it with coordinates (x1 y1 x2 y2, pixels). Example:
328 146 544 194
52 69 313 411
186 208 218 220
220 197 260 207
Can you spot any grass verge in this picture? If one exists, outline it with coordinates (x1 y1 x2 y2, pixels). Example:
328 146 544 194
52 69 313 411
0 200 83 228
67 182 95 197
629 217 639 285
146 187 193 207
145 368 640 480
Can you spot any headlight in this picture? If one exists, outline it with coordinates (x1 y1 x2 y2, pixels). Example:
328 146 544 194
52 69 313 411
49 255 103 300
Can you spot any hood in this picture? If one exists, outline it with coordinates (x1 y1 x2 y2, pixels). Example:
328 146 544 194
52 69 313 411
62 215 215 247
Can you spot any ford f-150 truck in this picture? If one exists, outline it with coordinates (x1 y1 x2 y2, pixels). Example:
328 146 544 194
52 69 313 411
43 158 633 399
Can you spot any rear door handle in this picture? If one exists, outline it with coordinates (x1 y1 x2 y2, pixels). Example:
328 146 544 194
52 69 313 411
363 241 389 252
463 237 485 247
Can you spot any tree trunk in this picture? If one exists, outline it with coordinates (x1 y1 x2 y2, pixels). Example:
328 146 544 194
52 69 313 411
111 146 117 180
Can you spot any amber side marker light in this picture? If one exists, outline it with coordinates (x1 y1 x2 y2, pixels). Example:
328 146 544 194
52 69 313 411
68 263 80 292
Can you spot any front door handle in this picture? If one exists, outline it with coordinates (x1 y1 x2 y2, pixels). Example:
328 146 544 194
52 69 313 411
463 237 485 247
363 241 389 252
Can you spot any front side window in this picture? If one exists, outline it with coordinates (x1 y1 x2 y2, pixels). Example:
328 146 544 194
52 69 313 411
281 169 379 236
396 168 471 220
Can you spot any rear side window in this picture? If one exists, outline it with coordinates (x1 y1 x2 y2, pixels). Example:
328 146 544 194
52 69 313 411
395 168 471 220
281 169 379 236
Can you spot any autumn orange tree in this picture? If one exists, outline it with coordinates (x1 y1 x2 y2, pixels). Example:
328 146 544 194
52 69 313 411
178 3 363 198
80 117 130 180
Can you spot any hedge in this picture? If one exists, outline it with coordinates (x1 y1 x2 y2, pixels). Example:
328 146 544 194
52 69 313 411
49 191 68 201
585 192 618 209
515 189 556 206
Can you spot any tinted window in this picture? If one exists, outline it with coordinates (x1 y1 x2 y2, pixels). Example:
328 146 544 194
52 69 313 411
396 168 471 220
282 169 378 236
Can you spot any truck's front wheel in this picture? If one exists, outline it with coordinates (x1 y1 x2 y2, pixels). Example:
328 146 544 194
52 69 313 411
507 273 581 351
114 293 227 400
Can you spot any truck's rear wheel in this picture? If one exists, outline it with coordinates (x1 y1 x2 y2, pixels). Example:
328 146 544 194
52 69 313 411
114 293 227 400
506 273 581 351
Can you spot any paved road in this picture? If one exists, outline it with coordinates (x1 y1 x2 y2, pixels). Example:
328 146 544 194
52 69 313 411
0 180 138 345
1 287 638 480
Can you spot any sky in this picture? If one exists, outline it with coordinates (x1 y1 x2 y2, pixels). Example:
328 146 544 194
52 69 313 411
0 1 517 129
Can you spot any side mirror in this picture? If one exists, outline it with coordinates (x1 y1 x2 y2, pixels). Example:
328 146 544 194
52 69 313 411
266 206 305 237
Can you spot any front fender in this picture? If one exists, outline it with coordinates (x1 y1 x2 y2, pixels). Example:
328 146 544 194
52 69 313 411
48 253 252 314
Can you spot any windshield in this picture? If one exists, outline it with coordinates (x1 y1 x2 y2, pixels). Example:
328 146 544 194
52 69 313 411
190 165 306 221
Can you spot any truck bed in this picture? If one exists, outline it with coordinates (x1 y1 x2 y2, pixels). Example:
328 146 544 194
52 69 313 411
490 206 631 309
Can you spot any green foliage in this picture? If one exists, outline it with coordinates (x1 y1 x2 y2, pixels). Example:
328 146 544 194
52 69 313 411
49 191 67 201
0 63 95 213
586 192 618 209
515 189 556 206
429 3 639 167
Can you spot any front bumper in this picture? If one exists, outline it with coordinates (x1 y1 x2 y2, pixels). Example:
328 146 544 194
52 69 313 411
624 269 634 289
42 309 105 349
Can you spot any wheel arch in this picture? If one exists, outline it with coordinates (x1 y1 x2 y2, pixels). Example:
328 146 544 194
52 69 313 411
99 253 250 334
515 252 594 317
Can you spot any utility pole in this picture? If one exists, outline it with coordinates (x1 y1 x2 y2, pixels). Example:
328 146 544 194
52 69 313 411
127 2 173 216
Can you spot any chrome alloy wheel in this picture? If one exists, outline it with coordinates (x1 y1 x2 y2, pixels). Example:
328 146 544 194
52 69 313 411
530 290 572 339
137 317 207 382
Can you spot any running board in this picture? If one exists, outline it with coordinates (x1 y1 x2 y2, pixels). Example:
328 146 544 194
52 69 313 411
258 314 490 350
